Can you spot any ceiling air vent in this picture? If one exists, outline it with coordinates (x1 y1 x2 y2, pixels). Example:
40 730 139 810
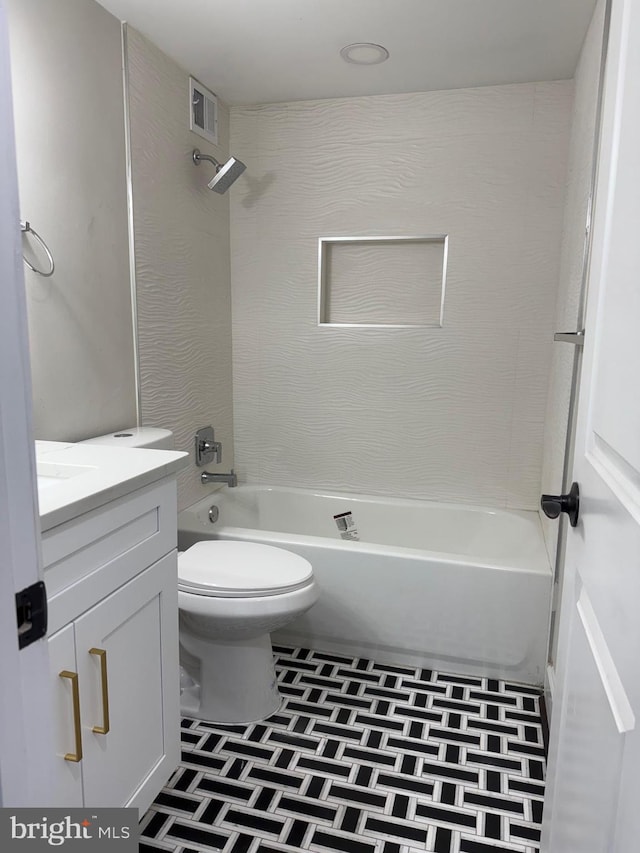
189 76 218 145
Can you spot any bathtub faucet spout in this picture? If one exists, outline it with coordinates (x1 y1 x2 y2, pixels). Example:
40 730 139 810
201 469 238 487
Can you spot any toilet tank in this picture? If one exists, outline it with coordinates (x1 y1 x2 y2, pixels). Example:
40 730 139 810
78 427 174 450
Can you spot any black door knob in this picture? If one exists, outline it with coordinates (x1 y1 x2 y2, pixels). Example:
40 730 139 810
541 482 580 527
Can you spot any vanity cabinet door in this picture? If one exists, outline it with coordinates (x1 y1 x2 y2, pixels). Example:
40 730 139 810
48 622 84 807
74 550 179 810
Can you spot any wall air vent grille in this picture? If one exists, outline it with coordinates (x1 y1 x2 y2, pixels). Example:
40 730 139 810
189 76 218 145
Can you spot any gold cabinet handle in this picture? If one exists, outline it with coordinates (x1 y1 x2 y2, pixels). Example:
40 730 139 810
59 670 83 762
89 648 110 734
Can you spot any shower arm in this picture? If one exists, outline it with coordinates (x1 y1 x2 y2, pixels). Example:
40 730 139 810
192 149 221 171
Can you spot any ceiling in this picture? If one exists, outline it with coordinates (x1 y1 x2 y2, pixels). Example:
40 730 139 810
96 0 598 106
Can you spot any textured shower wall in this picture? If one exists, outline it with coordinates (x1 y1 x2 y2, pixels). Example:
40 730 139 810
540 0 607 558
126 27 234 510
230 82 573 508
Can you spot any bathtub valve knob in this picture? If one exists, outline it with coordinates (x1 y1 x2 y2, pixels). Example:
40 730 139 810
195 426 222 466
208 505 219 524
541 482 580 528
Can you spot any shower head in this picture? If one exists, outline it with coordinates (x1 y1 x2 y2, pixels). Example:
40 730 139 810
208 157 246 193
192 148 246 194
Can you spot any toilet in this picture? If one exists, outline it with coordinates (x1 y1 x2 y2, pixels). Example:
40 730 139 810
79 427 318 724
178 540 317 723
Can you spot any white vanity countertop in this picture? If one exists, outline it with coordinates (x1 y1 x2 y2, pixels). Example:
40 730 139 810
36 441 188 532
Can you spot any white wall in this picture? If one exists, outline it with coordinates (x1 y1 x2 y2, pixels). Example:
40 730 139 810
6 0 137 441
540 0 607 558
126 27 234 511
230 83 573 508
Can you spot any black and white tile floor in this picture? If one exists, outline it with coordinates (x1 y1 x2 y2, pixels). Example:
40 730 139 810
141 647 545 853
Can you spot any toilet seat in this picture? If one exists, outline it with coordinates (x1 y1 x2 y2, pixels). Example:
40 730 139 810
178 540 314 598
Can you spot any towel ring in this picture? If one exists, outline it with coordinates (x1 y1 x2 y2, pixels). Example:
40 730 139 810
21 220 55 277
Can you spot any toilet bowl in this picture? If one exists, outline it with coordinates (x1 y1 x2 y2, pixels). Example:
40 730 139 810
77 428 317 723
178 540 318 723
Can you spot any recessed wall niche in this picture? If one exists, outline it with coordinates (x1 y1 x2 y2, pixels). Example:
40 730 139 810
318 235 448 327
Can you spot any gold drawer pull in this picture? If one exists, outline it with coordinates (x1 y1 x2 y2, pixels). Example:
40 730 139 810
89 648 110 734
59 670 83 762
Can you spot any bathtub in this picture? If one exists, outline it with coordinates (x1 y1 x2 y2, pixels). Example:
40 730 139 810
178 486 552 686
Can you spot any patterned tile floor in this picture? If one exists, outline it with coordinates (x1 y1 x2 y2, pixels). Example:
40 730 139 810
141 646 545 853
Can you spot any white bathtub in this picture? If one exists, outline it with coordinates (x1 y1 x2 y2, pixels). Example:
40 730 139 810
178 486 552 685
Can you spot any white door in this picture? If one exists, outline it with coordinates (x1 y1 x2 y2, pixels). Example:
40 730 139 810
0 0 54 807
542 0 640 849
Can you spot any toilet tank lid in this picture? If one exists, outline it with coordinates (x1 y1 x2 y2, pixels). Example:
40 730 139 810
78 427 173 450
178 541 313 597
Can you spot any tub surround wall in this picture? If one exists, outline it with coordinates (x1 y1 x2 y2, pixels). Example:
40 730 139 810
125 28 234 511
230 82 573 509
6 0 137 441
540 0 607 560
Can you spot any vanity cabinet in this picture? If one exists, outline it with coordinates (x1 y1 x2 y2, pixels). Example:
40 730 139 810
43 477 180 812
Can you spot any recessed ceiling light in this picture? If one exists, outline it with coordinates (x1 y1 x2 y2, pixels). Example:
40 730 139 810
340 43 390 65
